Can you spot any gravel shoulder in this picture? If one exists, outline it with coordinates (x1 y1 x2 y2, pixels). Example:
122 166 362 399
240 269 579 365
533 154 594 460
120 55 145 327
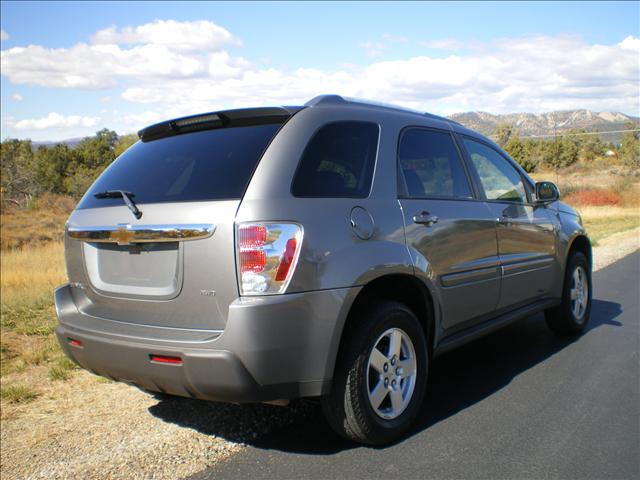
0 372 314 479
1 229 638 479
592 227 639 271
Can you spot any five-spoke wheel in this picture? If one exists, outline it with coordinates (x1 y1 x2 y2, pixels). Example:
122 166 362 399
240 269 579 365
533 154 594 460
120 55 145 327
321 301 428 445
570 265 589 322
546 251 592 335
366 328 417 420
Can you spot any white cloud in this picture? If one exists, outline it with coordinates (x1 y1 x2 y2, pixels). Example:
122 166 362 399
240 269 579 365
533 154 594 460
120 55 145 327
11 93 23 101
359 41 387 59
0 42 210 88
117 34 639 115
360 33 408 58
0 20 241 89
1 20 639 131
381 34 408 43
4 112 99 130
120 110 164 128
619 35 640 51
419 38 464 50
0 30 8 41
92 20 239 52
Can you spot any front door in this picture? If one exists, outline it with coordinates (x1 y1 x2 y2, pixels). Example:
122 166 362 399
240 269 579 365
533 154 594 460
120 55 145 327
460 137 557 310
398 127 500 331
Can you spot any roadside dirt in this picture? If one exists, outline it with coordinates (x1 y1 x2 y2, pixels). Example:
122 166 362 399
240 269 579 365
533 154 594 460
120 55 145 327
0 371 314 479
1 231 638 479
592 227 639 271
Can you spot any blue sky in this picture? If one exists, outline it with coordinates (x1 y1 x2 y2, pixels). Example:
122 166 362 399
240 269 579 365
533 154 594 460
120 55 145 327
1 1 639 140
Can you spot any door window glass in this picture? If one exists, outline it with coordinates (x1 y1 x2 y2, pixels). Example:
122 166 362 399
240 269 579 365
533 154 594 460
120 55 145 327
398 129 472 199
463 138 527 203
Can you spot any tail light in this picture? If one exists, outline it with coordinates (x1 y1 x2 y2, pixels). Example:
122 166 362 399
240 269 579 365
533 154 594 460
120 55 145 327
237 223 303 295
150 355 183 365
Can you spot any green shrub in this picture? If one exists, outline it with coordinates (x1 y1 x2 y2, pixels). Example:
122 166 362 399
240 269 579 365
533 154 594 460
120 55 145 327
48 356 78 381
0 384 39 403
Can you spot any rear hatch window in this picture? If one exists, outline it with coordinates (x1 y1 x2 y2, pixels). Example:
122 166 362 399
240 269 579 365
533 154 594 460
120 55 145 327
78 123 281 209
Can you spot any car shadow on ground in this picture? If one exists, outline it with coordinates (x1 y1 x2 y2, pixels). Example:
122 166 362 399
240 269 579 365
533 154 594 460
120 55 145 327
149 298 622 455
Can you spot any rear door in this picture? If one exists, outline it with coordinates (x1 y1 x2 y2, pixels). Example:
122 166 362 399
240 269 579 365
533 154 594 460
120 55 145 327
65 122 284 332
460 137 557 309
398 128 500 331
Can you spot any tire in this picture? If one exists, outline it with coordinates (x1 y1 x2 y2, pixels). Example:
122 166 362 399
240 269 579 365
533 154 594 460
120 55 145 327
545 251 592 335
321 300 428 445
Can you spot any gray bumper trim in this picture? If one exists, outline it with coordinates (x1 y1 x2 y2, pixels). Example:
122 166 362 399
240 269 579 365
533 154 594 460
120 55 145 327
55 284 360 402
56 325 325 402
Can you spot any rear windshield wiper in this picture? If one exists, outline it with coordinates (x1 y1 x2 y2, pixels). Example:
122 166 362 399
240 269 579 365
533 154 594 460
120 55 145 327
94 190 143 219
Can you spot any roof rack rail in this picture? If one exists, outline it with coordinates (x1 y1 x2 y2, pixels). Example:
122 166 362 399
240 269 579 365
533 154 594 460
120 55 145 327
305 95 347 106
305 94 461 126
423 111 463 126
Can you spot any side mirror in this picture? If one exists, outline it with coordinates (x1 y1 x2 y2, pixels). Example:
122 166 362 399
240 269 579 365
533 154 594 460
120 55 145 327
535 181 560 204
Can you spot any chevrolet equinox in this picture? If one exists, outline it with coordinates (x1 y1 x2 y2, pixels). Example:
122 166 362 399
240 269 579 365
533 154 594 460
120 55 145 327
55 95 592 445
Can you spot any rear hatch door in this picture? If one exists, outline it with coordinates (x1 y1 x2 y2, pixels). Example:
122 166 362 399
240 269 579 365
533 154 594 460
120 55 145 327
65 117 287 331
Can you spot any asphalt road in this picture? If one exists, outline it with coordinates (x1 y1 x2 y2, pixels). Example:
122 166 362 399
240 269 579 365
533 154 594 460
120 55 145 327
192 252 640 480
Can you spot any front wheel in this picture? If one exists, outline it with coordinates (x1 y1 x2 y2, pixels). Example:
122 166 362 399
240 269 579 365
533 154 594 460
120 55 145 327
546 251 592 335
321 301 428 445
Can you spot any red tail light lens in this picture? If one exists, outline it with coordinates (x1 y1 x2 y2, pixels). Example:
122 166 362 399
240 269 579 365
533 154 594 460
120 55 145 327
275 238 298 281
150 355 183 365
240 249 267 273
239 225 267 248
237 223 303 295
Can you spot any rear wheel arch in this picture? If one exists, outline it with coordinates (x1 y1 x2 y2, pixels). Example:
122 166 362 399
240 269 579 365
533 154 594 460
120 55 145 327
329 274 435 382
321 299 429 444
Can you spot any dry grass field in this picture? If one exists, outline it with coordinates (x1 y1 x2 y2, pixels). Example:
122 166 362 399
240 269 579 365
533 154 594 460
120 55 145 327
532 164 640 244
1 195 76 409
0 193 75 250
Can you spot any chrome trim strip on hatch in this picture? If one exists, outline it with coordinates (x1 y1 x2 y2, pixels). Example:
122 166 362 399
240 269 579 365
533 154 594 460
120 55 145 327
67 224 216 245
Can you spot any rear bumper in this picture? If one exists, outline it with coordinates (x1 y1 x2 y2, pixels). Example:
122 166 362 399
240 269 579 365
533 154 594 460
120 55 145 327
55 284 359 402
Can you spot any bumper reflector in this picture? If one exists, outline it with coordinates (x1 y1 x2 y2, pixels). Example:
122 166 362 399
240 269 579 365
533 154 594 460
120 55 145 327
150 355 183 365
68 338 83 347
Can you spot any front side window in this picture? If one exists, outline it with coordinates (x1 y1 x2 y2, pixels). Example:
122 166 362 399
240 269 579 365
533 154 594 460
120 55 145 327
462 138 527 203
398 128 472 199
291 121 379 198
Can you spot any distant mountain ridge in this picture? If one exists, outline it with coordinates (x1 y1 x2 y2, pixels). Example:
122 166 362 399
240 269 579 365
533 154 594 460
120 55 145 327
26 109 639 147
31 137 84 149
448 109 639 143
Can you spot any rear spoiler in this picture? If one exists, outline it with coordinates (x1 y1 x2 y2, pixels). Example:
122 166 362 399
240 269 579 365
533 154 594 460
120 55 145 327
138 106 304 142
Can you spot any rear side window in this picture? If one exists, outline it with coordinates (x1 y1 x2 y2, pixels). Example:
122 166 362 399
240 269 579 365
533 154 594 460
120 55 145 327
78 124 281 208
291 121 379 198
398 128 472 199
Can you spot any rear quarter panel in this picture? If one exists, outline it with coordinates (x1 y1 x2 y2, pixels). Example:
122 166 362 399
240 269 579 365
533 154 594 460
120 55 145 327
237 106 417 292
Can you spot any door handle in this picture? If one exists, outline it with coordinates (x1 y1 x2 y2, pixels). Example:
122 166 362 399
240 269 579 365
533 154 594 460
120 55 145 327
497 216 511 226
413 211 439 226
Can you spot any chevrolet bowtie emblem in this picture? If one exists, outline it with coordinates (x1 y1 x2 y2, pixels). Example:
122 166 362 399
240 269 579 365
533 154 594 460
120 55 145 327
110 225 135 245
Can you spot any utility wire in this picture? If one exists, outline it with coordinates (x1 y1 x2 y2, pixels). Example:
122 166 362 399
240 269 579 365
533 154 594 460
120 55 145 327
489 128 640 140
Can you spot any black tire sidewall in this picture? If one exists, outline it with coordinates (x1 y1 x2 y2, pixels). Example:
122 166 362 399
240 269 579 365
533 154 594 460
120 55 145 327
562 252 592 329
352 302 428 442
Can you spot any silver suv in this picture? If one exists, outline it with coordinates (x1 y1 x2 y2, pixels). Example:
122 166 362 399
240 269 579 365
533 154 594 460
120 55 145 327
55 95 592 445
